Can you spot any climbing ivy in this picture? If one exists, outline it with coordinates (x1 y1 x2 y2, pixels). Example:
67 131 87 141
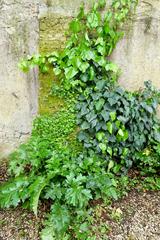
1 1 160 239
77 81 160 170
20 0 138 93
19 0 160 169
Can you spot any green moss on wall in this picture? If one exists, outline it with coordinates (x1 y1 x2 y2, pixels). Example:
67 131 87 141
39 13 72 115
39 71 64 115
38 12 83 152
39 13 72 53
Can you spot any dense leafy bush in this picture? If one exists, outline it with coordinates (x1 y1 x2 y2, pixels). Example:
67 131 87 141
77 81 160 169
1 140 127 239
0 1 160 239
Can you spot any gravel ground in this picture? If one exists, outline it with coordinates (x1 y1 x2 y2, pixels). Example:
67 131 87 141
0 208 43 240
0 191 159 240
0 162 44 240
108 191 160 240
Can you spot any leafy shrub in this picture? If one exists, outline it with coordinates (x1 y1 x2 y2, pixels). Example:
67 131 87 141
8 103 77 177
77 81 160 169
1 143 126 239
135 143 160 175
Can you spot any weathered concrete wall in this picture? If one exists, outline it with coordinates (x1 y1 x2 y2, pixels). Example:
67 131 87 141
1 0 160 158
112 0 160 90
39 0 95 53
0 1 39 158
39 0 160 91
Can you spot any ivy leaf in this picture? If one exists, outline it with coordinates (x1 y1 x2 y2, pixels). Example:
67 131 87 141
118 129 124 137
79 62 89 73
110 112 117 121
41 65 49 73
96 56 106 66
54 67 61 76
117 116 128 123
81 121 90 130
107 122 113 134
97 45 106 55
108 160 114 172
117 129 128 141
48 57 57 63
105 63 119 72
95 98 105 111
96 80 106 90
95 37 104 46
154 132 160 142
69 19 81 33
78 131 89 142
87 12 100 28
107 147 113 156
75 57 82 68
85 50 95 60
101 110 110 121
96 132 105 141
108 97 117 106
86 111 96 122
115 120 121 128
18 60 29 72
99 143 107 153
65 67 78 79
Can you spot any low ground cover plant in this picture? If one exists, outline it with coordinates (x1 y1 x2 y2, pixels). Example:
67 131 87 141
0 1 160 239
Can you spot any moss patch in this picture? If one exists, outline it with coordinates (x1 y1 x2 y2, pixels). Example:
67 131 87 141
39 13 72 115
39 13 72 53
39 71 64 115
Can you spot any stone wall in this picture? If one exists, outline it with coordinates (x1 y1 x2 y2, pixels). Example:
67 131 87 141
39 0 160 91
0 1 39 158
0 0 160 158
112 0 160 90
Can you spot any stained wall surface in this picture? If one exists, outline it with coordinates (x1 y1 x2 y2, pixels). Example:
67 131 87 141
112 0 160 90
39 0 160 91
0 1 39 158
0 0 160 158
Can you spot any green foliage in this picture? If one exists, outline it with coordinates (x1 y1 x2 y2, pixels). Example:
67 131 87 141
8 103 77 177
29 176 49 216
1 143 127 239
0 176 30 208
46 203 71 238
141 177 160 190
1 1 160 240
19 0 137 92
77 81 160 169
135 143 160 175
